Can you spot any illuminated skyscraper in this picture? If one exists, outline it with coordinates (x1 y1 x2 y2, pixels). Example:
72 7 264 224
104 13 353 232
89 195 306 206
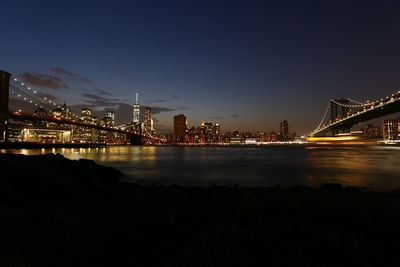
144 107 152 133
199 122 220 143
174 114 187 143
105 111 115 126
132 93 140 124
383 119 399 140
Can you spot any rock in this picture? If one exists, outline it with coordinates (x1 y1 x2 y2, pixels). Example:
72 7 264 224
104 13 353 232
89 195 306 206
319 183 343 191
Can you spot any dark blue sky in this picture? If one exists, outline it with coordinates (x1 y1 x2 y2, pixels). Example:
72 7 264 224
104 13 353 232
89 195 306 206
2 0 400 134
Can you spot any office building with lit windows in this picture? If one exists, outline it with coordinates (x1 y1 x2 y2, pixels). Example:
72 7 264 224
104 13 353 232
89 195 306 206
132 93 140 124
383 119 399 140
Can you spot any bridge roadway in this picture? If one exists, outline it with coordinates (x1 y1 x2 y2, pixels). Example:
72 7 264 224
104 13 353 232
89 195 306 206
312 94 400 136
9 112 138 136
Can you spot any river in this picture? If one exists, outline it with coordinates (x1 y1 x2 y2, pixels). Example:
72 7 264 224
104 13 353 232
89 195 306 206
2 144 400 191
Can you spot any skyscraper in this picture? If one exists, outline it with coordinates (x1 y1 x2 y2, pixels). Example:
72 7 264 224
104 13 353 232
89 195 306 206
144 107 152 133
383 119 399 140
280 120 289 137
132 93 140 124
174 114 187 143
105 111 115 126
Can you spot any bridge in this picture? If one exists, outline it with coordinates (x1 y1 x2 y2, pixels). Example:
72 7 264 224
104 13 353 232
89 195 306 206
0 70 166 145
310 91 400 137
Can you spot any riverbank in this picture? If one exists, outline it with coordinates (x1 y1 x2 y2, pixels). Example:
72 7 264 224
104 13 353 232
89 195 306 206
1 153 400 266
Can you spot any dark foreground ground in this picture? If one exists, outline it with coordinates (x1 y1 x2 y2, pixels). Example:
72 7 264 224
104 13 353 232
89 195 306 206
1 154 400 266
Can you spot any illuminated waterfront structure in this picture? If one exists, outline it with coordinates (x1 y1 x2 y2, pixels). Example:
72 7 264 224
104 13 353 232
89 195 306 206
383 119 399 140
132 93 140 124
174 114 187 143
21 128 71 143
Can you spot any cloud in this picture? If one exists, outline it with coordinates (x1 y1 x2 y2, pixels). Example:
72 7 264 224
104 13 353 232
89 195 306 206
151 106 175 114
147 99 167 103
95 88 113 96
81 92 121 107
50 67 92 83
230 114 239 118
22 72 69 90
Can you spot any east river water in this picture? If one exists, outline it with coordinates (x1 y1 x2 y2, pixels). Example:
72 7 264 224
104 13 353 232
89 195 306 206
3 144 400 191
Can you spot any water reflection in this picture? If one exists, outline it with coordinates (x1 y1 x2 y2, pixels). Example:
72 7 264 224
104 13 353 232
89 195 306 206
2 145 400 190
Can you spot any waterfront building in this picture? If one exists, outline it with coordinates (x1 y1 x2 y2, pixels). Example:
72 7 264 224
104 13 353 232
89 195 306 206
270 131 278 142
132 93 140 124
383 119 399 140
52 107 63 119
81 108 92 119
61 103 71 119
33 107 48 127
198 122 221 143
363 124 381 138
105 111 115 126
21 128 71 143
229 130 243 144
33 107 47 118
280 120 289 139
174 114 187 143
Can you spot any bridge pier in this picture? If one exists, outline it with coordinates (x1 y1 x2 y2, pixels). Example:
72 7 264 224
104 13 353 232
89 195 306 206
0 70 10 142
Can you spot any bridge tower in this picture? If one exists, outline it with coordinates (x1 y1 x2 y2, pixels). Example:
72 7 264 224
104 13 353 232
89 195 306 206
330 98 351 135
0 70 10 141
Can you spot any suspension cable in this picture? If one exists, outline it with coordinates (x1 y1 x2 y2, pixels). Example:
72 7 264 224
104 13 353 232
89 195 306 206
313 102 331 132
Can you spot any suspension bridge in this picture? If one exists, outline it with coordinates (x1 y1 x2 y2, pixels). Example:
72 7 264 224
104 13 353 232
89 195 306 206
310 91 400 137
0 70 166 145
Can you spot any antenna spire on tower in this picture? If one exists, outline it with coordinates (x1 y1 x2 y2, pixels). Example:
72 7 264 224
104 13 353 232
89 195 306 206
135 92 138 104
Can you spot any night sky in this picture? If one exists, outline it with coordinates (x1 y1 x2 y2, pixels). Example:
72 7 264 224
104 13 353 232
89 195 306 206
2 0 400 135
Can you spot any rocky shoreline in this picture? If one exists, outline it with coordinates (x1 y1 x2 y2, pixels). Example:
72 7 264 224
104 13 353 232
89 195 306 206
1 153 400 266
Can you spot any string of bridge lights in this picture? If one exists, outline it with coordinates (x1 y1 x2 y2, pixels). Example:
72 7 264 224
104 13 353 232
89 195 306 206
346 98 365 106
10 77 62 109
9 84 50 110
314 102 331 131
329 99 365 108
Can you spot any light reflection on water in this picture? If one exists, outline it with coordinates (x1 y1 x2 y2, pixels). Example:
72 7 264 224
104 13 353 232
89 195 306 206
2 145 400 191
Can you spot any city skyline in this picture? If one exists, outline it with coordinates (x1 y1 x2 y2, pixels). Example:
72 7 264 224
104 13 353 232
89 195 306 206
2 1 400 134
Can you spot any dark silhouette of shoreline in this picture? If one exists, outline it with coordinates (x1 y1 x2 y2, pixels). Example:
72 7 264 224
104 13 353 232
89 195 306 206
1 153 400 266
